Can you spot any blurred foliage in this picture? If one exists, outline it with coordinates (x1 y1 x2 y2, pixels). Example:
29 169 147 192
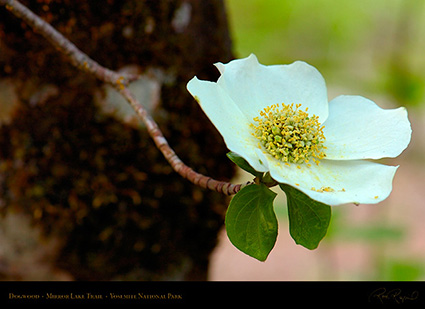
325 208 405 243
378 259 425 281
227 0 425 106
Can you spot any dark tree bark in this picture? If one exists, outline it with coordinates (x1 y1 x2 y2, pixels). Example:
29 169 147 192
0 0 235 280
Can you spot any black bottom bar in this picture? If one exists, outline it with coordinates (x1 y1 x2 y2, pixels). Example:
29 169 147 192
1 281 423 306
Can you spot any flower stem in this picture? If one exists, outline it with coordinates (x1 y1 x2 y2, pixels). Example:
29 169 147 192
261 172 278 188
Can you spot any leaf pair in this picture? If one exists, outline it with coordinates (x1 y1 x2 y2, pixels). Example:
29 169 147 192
225 152 331 261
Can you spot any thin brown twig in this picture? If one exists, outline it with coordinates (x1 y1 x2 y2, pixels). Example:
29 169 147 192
0 0 251 195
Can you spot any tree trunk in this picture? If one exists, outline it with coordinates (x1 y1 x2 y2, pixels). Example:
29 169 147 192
0 0 235 280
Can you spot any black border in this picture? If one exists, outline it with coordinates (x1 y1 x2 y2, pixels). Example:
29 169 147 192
1 281 424 306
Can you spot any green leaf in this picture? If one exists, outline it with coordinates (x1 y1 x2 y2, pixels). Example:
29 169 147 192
280 184 331 250
226 152 262 177
225 184 278 261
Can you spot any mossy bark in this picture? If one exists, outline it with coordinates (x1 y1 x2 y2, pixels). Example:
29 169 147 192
0 0 235 280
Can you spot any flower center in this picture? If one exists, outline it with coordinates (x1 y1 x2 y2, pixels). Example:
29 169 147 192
251 103 326 165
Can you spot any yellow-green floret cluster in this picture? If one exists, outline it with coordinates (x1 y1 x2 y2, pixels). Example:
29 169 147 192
251 103 326 165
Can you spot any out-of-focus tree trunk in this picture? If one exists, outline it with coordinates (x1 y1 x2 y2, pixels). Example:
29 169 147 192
0 0 235 280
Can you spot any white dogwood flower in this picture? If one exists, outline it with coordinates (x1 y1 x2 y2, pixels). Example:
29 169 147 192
187 54 411 205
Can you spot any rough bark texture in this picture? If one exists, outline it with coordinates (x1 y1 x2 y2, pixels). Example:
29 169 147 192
0 0 235 280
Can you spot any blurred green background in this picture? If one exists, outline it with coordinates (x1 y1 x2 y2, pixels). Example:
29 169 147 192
209 0 425 281
227 0 425 106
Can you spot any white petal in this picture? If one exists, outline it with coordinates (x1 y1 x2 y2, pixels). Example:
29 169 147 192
323 95 412 160
263 152 397 205
215 54 329 123
187 77 268 172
